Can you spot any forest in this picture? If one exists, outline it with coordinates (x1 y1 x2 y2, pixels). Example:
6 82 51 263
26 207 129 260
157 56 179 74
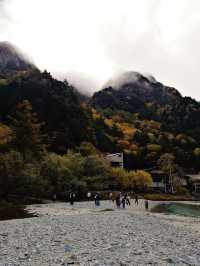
0 57 199 199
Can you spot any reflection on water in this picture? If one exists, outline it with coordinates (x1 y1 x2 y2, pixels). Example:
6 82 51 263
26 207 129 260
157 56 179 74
152 202 200 217
0 201 37 221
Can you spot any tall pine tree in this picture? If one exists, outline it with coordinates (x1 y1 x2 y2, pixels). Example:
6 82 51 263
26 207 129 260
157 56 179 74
10 100 46 161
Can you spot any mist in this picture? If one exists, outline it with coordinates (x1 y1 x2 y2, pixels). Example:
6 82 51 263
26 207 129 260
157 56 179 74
1 0 200 98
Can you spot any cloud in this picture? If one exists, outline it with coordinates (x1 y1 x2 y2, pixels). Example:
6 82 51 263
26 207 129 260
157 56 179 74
0 0 200 99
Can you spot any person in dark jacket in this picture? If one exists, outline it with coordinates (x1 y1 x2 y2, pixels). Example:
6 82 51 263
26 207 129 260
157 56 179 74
145 199 149 211
94 193 100 206
121 196 126 209
116 194 121 208
52 193 57 202
135 194 139 205
69 192 75 205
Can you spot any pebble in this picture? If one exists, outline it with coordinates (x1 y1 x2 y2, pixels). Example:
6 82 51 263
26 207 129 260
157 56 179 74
0 200 199 265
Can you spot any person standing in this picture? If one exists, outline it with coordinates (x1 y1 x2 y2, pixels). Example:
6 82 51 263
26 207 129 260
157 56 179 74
69 192 76 205
121 196 126 209
94 193 100 206
125 194 131 206
87 191 91 201
145 199 149 211
94 193 97 206
52 193 57 202
116 194 121 208
135 194 139 205
109 192 113 201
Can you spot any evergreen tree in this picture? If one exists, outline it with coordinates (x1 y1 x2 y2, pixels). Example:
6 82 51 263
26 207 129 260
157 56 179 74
9 100 46 160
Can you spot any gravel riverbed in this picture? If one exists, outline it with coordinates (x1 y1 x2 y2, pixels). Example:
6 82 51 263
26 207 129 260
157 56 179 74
0 200 200 266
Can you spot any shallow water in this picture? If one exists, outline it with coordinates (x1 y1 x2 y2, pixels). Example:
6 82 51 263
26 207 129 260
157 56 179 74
152 202 200 217
0 202 37 221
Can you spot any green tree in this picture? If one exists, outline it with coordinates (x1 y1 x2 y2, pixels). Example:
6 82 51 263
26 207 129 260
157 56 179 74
157 153 176 192
10 100 46 161
110 167 128 189
79 142 99 156
20 162 48 197
83 155 109 177
40 153 74 195
0 151 24 198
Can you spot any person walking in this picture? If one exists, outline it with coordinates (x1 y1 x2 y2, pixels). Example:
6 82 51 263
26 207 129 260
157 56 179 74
145 199 149 211
135 194 139 205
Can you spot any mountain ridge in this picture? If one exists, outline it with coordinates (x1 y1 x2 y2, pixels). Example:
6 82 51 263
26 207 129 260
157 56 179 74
0 41 35 73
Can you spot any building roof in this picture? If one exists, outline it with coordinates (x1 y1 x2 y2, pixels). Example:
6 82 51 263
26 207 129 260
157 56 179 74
185 174 200 182
105 153 123 163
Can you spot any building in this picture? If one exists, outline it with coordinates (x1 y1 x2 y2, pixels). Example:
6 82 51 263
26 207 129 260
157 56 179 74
105 153 124 168
149 170 168 192
184 174 200 193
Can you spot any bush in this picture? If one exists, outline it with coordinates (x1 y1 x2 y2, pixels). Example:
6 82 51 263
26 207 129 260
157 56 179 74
174 186 189 196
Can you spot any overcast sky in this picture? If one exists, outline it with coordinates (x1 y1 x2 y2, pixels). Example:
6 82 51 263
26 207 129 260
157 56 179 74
0 0 200 98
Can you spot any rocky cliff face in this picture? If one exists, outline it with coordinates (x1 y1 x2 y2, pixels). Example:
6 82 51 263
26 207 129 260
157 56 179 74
0 42 34 72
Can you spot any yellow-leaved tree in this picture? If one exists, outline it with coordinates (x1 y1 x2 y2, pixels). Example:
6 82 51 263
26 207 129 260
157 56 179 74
111 168 152 190
0 124 13 145
133 170 153 189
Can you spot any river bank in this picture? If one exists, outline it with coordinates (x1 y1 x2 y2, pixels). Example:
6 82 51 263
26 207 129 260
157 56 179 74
0 200 199 265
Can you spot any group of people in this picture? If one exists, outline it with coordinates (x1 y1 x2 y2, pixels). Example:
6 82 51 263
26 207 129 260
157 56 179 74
114 192 131 208
93 191 148 210
111 192 140 209
52 191 149 210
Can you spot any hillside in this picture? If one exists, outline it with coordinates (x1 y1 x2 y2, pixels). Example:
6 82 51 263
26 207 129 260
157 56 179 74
0 43 199 177
90 72 200 171
91 71 200 135
0 70 90 153
0 42 199 201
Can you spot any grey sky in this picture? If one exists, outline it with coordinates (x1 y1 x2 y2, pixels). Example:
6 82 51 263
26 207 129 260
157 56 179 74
0 0 200 98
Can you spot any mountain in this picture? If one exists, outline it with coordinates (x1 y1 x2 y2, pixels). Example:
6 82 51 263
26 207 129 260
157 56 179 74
0 42 200 172
88 72 200 171
91 71 200 134
0 42 35 74
0 41 89 153
92 71 181 109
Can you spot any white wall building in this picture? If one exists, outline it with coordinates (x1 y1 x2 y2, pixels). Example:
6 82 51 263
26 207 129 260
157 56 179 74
105 153 124 168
